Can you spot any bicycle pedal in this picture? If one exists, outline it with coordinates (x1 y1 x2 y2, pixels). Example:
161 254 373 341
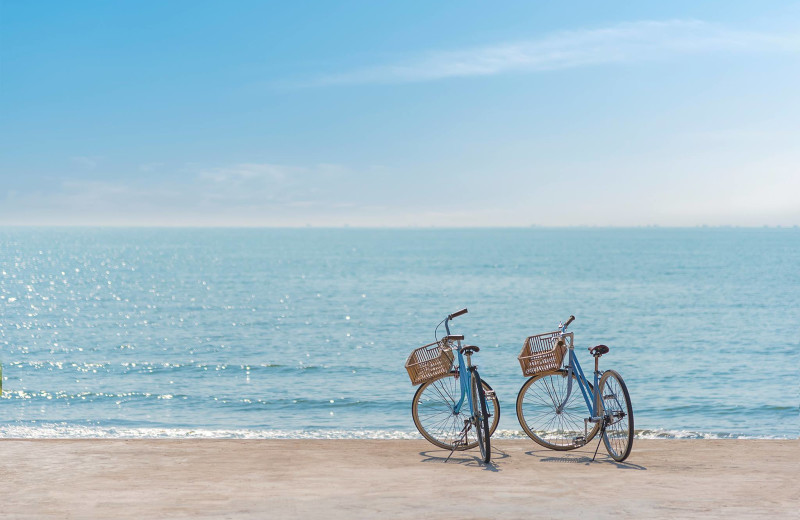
573 436 586 446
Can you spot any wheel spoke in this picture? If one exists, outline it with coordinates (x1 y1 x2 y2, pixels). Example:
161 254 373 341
517 370 600 450
413 373 500 452
599 371 633 462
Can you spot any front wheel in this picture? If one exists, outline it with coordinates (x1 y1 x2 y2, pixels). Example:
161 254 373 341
472 369 491 463
412 371 500 451
516 369 600 450
599 370 634 462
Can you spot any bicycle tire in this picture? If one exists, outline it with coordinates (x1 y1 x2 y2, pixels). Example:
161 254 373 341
472 368 491 463
412 371 500 451
516 369 600 450
599 370 634 462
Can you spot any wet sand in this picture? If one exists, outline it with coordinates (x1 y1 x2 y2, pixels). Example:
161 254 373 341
1 439 796 519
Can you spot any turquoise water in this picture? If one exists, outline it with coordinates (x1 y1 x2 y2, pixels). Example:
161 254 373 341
1 228 798 439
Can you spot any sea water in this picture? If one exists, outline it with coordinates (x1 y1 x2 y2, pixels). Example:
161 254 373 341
1 228 798 439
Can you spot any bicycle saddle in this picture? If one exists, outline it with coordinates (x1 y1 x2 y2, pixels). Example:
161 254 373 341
589 344 609 356
460 345 480 354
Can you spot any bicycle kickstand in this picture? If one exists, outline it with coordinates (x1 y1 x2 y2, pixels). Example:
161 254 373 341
445 420 471 463
592 421 606 462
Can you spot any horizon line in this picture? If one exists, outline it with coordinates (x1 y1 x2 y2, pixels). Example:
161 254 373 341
1 224 798 230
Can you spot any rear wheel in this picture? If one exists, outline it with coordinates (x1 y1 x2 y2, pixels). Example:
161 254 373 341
599 370 634 462
412 372 500 451
516 369 600 450
472 369 491 463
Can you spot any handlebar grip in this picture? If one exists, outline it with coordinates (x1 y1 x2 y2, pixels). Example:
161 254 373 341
564 315 575 328
449 308 468 320
445 334 465 341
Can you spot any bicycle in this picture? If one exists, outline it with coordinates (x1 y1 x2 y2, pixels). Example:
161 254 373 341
515 316 634 462
406 308 499 463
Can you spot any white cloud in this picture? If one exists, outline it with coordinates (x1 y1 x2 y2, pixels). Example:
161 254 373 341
199 163 298 184
195 163 351 206
138 162 164 172
308 20 800 86
0 162 365 226
71 156 101 169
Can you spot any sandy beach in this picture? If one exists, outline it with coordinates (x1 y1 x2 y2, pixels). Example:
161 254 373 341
1 439 796 519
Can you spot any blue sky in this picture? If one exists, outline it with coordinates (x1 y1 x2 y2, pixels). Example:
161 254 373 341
1 1 799 226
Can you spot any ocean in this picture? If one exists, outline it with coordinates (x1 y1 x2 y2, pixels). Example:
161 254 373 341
1 227 798 439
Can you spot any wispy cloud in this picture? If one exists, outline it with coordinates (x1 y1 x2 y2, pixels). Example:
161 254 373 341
307 20 800 86
0 162 362 225
71 156 101 169
138 162 164 172
196 162 349 204
199 163 297 184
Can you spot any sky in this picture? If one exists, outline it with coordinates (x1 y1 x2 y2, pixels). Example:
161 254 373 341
1 1 799 227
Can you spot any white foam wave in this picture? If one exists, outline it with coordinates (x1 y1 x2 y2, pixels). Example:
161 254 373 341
634 428 793 440
0 424 426 440
0 424 793 440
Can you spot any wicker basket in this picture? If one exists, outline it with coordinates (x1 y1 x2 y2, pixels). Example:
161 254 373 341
405 340 454 385
518 331 571 376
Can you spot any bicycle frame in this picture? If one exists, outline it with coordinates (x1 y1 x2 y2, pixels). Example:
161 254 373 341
562 348 603 421
559 325 605 424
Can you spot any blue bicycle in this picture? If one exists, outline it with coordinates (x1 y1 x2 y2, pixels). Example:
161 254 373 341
515 316 634 462
407 309 499 463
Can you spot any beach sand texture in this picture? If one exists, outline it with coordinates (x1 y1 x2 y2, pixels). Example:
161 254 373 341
1 439 796 519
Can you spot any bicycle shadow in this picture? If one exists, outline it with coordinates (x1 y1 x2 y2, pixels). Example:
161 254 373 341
524 447 647 470
418 448 510 472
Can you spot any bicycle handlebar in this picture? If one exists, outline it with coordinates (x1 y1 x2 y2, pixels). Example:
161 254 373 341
445 334 464 341
563 315 575 329
448 308 468 320
441 308 468 340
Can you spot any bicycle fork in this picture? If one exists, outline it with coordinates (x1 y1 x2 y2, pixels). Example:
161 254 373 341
444 364 472 462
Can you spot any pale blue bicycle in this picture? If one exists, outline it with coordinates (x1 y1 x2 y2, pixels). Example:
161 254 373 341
408 309 499 463
516 316 634 462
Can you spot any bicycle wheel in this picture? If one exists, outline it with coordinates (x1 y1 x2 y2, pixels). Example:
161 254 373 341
599 370 634 462
472 369 491 463
412 372 500 451
516 369 600 450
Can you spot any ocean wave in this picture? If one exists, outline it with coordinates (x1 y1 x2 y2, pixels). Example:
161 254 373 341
0 424 794 440
0 391 404 411
633 428 795 440
0 424 425 440
2 361 329 373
